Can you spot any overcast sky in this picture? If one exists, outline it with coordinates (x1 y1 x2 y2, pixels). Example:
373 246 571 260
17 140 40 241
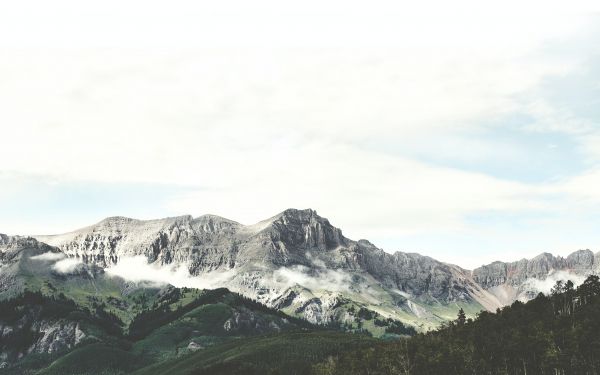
1 1 600 268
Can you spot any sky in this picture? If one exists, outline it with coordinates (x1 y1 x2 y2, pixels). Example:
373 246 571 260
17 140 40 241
1 1 600 268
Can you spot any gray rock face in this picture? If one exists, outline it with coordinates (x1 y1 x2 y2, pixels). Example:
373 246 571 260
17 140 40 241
0 234 56 260
472 249 598 289
0 306 88 362
471 249 600 304
567 249 596 270
222 307 285 334
27 321 85 354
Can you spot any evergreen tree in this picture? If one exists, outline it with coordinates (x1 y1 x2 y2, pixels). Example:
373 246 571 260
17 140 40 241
456 308 466 326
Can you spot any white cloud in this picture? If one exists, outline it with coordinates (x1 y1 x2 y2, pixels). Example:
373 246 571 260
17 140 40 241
105 256 356 295
522 270 588 296
105 256 237 289
31 251 65 261
30 250 84 274
52 258 84 274
272 265 353 294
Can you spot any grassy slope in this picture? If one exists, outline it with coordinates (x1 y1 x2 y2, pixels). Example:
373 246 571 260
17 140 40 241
37 343 142 375
132 331 378 375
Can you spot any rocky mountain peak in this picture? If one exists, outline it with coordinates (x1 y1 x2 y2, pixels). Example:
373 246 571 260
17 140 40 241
266 208 346 251
0 234 44 250
192 214 241 233
0 233 9 245
566 249 594 269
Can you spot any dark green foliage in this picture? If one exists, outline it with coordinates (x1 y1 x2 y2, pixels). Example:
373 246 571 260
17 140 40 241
384 319 416 336
37 343 144 375
17 277 600 375
226 293 319 329
0 291 124 356
456 307 466 325
132 331 378 375
0 291 127 373
356 307 374 320
312 275 600 375
128 288 230 340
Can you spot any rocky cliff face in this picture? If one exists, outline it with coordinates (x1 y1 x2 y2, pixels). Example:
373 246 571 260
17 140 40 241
0 298 89 365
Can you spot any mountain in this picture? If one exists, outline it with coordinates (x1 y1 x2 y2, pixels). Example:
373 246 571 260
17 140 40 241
12 208 598 333
33 209 503 331
3 208 600 374
472 249 600 304
0 235 324 373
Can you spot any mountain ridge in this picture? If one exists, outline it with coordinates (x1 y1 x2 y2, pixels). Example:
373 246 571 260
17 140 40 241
6 207 596 331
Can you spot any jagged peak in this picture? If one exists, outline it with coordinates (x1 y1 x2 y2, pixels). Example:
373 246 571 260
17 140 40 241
254 208 327 228
193 214 240 225
0 234 46 249
567 249 593 257
531 252 556 261
276 208 319 219
357 239 378 248
475 249 599 272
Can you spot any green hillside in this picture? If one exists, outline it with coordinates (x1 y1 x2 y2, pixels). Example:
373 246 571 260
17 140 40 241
132 331 378 375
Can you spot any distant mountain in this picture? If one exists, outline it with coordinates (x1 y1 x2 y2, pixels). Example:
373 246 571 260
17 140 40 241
2 209 600 374
1 208 592 333
33 209 504 330
472 249 600 304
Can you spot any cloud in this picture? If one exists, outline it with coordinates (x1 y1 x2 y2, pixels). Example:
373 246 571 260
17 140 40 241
30 250 84 274
522 270 588 296
271 265 353 294
52 258 84 274
105 256 237 289
31 251 65 261
104 256 359 297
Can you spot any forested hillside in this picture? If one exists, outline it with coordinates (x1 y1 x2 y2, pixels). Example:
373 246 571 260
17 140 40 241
3 272 600 374
312 275 600 375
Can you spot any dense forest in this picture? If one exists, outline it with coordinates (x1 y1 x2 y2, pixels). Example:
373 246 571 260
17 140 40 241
312 275 600 375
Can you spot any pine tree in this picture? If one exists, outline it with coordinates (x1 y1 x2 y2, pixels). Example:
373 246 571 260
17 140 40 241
457 308 466 326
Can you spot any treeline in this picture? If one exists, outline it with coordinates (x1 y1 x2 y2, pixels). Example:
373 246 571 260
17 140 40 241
313 275 600 375
127 287 327 340
128 287 231 340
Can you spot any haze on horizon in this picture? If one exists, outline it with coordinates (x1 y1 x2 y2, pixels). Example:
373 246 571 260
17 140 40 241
1 1 600 269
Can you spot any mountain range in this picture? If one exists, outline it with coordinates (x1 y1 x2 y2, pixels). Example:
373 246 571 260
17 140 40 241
17 208 599 330
2 208 600 373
